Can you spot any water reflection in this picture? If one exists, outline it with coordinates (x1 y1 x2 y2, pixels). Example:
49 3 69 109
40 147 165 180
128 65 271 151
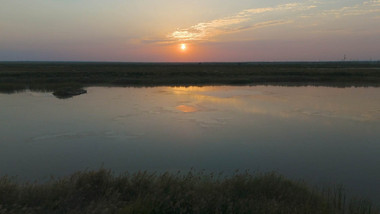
170 86 380 122
176 105 198 113
0 86 379 203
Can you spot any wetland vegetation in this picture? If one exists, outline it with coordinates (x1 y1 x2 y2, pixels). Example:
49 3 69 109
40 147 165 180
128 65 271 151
0 169 378 214
1 62 379 98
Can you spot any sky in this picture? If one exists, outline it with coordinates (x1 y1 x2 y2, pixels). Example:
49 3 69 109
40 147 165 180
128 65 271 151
0 0 379 62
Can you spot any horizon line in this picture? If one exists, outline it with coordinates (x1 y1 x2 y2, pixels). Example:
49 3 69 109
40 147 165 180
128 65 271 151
1 60 379 64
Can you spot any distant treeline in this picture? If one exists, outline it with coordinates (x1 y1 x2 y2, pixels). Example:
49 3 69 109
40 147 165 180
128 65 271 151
0 62 379 95
0 169 378 214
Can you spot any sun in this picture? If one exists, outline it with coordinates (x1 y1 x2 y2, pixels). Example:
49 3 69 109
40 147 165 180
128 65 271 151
180 43 186 51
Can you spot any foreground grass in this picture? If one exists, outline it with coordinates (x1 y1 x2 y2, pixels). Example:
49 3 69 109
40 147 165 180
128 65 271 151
1 62 380 95
0 169 378 214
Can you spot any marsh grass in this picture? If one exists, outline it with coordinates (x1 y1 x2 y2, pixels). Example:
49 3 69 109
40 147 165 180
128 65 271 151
1 62 379 95
0 169 378 214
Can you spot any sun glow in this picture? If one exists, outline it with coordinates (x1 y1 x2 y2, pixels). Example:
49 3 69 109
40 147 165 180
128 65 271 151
180 43 186 51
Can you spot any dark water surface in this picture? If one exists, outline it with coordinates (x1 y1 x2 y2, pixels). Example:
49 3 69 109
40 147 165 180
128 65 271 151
1 86 379 202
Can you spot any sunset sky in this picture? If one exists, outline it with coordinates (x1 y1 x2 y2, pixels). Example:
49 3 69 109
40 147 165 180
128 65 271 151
1 0 379 62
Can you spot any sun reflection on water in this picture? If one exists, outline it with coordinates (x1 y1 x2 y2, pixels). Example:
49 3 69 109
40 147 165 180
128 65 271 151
176 105 198 113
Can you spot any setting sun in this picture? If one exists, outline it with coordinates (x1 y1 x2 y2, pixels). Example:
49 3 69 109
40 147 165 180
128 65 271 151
180 43 186 51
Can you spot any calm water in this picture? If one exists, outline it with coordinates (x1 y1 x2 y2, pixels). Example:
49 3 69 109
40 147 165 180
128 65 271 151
1 86 380 202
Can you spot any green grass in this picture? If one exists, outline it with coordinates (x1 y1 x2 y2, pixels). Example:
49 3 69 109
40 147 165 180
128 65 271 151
0 62 379 95
0 169 378 214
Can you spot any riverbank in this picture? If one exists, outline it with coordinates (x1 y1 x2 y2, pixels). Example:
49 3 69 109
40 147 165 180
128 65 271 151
1 62 379 96
0 169 378 214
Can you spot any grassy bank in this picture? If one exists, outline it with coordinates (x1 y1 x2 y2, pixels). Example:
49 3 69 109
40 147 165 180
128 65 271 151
1 62 380 95
0 169 378 214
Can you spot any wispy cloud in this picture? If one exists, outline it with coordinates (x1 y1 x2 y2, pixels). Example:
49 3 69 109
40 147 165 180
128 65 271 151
321 0 380 17
144 0 379 44
166 2 317 42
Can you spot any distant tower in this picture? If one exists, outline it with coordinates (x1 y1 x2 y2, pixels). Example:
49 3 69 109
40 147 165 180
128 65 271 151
343 54 347 61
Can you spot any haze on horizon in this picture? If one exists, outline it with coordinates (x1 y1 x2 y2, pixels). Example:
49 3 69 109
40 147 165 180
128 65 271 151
0 0 379 62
